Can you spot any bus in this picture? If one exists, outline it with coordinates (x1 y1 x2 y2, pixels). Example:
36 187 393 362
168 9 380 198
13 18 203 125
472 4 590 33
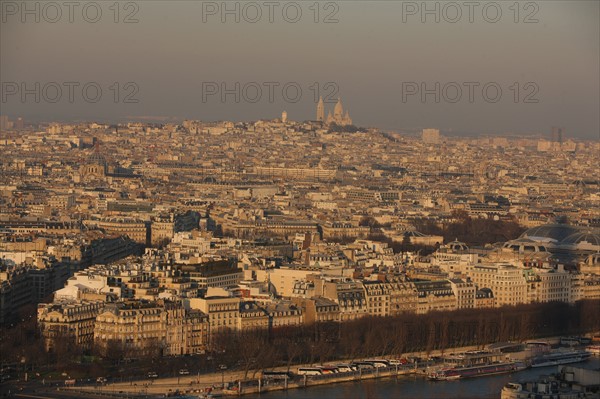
364 359 390 368
261 370 293 380
351 362 376 369
297 367 323 376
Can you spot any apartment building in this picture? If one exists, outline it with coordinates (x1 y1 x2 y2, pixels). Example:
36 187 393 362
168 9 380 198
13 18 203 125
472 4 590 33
175 259 242 289
468 264 528 306
94 300 208 356
187 294 240 337
37 300 105 351
316 278 368 321
292 296 340 324
414 280 458 314
91 218 150 246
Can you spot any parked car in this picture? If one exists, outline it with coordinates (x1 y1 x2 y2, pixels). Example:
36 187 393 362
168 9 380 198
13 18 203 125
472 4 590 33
148 372 159 379
179 369 190 375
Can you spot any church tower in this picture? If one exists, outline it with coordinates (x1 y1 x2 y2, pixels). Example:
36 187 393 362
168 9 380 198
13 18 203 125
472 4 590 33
316 96 325 122
333 98 344 121
326 111 334 125
343 110 352 126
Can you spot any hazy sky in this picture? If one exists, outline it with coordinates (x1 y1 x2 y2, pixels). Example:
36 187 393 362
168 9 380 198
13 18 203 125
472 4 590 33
1 1 599 138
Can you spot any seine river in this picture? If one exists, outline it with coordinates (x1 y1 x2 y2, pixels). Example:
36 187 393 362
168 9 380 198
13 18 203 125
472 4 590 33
245 358 600 399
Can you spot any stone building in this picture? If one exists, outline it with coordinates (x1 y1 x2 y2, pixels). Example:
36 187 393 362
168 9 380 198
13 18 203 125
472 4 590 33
93 300 208 356
292 296 340 324
37 300 105 351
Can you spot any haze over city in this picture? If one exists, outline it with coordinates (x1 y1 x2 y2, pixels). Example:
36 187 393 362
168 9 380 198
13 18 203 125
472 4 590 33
1 0 599 137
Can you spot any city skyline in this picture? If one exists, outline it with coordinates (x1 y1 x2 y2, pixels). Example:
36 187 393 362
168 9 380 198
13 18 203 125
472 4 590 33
0 112 588 142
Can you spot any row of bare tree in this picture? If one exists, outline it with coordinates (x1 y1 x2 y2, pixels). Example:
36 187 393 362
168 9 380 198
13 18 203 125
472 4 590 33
2 300 598 380
413 210 526 246
210 300 600 375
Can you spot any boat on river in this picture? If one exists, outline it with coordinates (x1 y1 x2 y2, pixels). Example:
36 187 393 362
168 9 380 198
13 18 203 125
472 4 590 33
428 361 527 381
530 350 591 368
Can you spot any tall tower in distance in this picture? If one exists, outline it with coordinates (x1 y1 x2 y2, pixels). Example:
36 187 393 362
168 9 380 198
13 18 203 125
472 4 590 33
316 96 325 122
422 128 441 144
15 117 24 130
0 115 9 131
551 127 563 143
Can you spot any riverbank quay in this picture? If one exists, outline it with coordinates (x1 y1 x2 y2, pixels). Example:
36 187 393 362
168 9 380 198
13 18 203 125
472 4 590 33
63 365 419 398
59 343 484 398
62 335 597 398
230 364 419 396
